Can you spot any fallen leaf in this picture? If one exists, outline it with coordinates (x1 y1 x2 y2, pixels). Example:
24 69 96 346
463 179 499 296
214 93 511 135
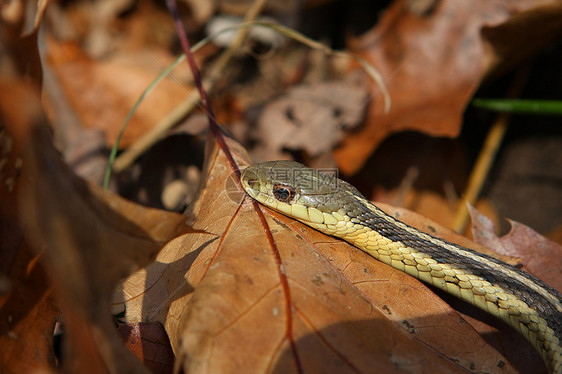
117 322 174 374
253 72 368 161
0 81 59 372
120 135 527 373
469 205 562 290
1 79 195 372
0 242 58 373
0 3 60 366
43 38 191 148
334 0 562 174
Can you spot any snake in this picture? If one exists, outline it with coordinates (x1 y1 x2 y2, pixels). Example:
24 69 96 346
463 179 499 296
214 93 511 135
241 160 562 373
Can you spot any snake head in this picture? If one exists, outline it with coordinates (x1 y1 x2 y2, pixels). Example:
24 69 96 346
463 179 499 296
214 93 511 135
241 161 304 206
241 161 364 225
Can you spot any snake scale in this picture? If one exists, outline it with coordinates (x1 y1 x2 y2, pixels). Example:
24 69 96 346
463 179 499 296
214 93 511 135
241 160 562 373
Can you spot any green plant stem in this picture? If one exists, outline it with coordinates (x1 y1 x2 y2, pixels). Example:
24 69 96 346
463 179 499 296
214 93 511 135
472 98 562 115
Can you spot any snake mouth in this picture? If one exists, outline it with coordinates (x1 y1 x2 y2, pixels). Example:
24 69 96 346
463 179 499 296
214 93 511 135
246 179 259 190
241 177 256 188
241 167 265 201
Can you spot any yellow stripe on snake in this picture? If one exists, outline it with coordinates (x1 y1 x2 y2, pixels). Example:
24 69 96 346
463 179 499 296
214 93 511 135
241 160 562 373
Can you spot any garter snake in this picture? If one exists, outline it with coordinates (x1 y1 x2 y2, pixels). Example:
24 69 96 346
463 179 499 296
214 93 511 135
241 160 562 373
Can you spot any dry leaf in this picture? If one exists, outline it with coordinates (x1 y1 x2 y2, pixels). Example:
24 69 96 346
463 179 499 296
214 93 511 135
0 81 59 373
117 322 175 374
334 0 562 174
44 39 190 148
0 80 194 372
120 135 529 373
253 73 368 161
469 205 562 291
0 242 58 373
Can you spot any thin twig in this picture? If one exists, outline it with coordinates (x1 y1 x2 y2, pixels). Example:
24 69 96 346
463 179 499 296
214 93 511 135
165 0 240 177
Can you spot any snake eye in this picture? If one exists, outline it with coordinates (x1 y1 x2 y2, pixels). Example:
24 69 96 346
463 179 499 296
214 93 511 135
273 184 296 203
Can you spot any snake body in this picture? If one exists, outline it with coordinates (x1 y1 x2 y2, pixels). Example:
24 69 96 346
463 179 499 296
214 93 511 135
241 160 562 373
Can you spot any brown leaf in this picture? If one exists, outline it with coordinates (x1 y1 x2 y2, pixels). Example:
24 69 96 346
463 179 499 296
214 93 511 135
117 322 174 374
20 126 191 373
253 73 369 161
0 80 59 373
334 0 562 174
1 80 194 372
44 39 190 148
121 136 522 372
0 242 59 373
469 205 562 291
